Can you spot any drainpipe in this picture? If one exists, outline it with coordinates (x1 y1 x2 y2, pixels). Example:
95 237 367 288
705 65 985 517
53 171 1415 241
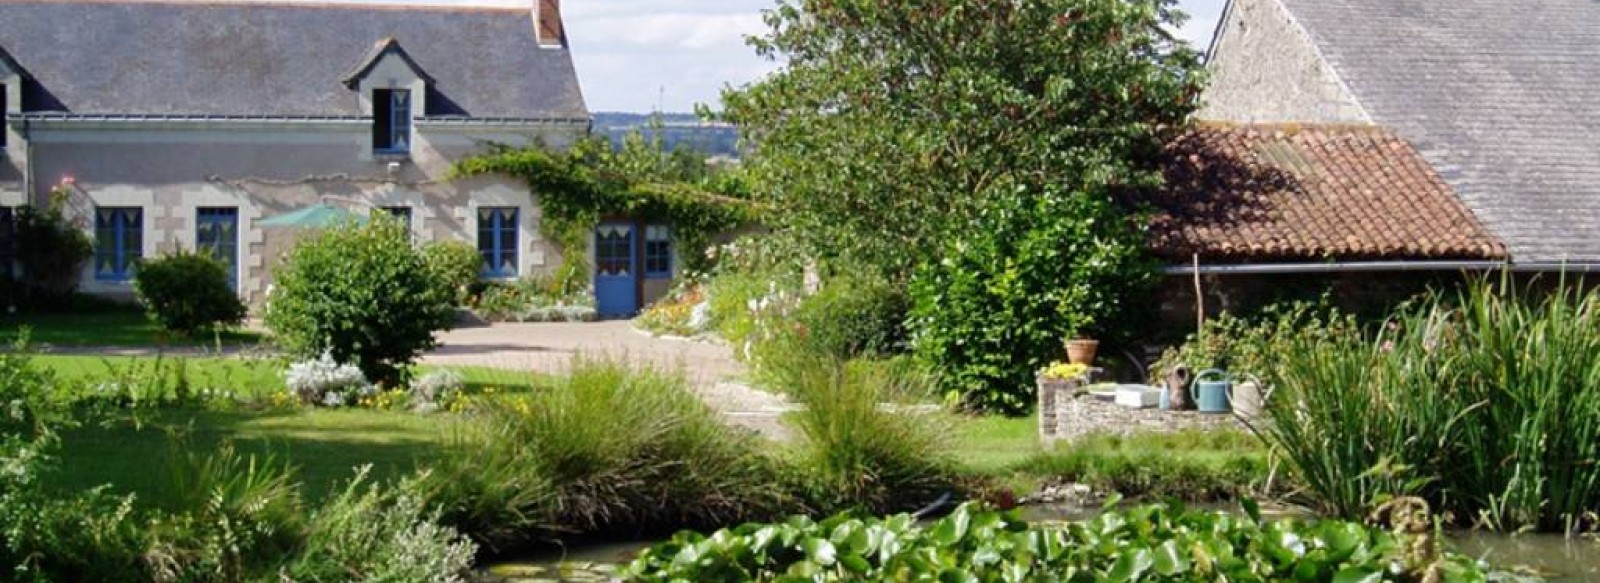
1164 260 1508 276
19 116 34 205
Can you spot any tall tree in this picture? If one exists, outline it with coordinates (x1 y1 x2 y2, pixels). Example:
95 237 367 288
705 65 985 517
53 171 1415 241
724 0 1204 274
724 0 1206 413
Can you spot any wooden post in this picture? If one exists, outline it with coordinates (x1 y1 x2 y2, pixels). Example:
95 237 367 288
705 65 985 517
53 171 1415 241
1193 253 1204 332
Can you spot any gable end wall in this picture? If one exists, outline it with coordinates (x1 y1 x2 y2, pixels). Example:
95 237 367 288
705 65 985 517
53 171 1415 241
1198 0 1370 123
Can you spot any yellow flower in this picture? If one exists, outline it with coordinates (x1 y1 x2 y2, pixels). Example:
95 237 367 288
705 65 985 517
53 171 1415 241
1039 361 1089 380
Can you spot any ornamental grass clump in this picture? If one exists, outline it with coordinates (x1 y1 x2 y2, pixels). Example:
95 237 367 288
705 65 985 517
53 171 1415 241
421 355 788 553
1255 276 1600 534
771 341 958 516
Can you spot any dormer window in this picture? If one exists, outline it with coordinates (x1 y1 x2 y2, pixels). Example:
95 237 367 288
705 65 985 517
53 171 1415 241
373 88 411 153
341 38 433 158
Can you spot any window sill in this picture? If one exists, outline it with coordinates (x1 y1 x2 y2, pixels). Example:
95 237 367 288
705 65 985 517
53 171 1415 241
373 150 411 161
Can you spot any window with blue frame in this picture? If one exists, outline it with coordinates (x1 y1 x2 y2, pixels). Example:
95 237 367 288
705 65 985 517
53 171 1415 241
94 207 142 281
644 225 672 278
372 89 412 154
477 207 519 278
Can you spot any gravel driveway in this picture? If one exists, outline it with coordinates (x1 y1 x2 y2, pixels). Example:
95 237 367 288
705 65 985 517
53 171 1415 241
422 321 795 439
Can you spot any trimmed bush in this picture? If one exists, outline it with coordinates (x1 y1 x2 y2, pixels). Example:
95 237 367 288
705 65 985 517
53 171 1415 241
132 251 247 336
11 196 93 305
422 240 481 306
264 220 455 385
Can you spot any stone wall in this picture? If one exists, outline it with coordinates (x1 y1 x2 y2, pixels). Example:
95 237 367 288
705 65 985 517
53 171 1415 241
1198 0 1371 123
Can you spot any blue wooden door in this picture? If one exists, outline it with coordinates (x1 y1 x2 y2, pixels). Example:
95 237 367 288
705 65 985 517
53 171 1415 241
196 207 239 290
594 223 638 318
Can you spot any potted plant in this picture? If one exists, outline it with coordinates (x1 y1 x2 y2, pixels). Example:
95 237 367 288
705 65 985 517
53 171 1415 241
1064 315 1100 366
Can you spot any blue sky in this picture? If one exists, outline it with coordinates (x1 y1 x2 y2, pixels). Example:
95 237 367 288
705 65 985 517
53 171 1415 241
568 0 1230 112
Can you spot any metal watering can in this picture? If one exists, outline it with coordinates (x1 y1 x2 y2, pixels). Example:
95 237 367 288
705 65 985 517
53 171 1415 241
1190 369 1234 414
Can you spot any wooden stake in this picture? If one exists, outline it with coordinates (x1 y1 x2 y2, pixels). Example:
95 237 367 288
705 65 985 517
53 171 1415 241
1193 253 1204 333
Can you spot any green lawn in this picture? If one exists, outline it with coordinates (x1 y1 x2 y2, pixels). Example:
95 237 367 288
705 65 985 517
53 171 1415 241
3 310 265 348
31 354 551 399
49 408 468 508
948 413 1042 474
34 355 553 508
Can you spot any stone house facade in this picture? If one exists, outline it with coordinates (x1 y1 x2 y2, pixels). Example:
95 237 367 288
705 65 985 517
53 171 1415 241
1 0 673 316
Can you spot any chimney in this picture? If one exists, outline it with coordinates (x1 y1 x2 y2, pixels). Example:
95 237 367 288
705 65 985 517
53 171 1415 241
535 0 566 48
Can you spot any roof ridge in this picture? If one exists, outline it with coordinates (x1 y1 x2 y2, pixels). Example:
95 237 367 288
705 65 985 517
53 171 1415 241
1191 120 1390 134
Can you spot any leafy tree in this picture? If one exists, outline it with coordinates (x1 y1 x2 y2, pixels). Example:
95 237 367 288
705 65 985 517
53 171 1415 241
264 218 455 385
724 0 1204 413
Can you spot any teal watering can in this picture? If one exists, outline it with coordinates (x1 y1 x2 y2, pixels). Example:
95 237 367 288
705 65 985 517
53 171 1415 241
1190 369 1234 414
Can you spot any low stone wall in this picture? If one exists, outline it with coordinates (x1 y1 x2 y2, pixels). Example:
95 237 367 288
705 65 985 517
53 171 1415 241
1038 378 1243 445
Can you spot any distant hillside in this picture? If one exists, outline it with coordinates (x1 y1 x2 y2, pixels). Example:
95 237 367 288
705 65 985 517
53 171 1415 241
593 112 741 158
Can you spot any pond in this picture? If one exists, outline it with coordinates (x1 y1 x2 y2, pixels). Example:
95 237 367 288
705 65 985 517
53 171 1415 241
477 504 1600 582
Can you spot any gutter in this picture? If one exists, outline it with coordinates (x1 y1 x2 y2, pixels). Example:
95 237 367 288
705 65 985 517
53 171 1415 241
1165 260 1508 276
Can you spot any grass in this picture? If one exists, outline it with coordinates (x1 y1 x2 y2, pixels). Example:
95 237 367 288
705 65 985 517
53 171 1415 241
943 412 1270 503
32 355 554 510
3 310 265 348
48 408 467 509
31 355 549 398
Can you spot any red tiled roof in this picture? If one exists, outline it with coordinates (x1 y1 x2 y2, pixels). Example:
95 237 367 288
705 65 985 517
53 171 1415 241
1145 123 1507 262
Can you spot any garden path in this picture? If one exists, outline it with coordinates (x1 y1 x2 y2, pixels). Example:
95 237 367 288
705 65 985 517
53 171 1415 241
423 321 796 440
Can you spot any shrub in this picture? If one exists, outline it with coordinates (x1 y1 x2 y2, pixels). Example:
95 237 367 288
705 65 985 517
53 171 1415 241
419 356 788 553
788 271 908 360
628 502 1496 582
264 220 456 385
422 240 482 306
410 368 465 412
473 277 596 323
132 251 247 335
909 185 1156 415
1255 277 1600 533
12 192 93 304
285 468 477 582
285 352 376 407
1149 300 1357 384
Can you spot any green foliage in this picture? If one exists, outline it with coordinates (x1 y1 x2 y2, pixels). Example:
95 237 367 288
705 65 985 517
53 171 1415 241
421 240 482 306
724 0 1203 274
910 184 1158 415
453 132 756 292
264 219 456 385
765 341 956 515
628 502 1497 582
419 356 788 552
132 251 247 336
1256 277 1600 534
284 468 477 583
791 270 909 360
146 441 304 580
8 190 94 305
1012 431 1271 502
1150 300 1358 383
725 0 1202 414
473 277 596 323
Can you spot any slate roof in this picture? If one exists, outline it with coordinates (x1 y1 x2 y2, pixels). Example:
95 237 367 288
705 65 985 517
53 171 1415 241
1272 0 1600 265
1144 123 1506 263
0 0 587 120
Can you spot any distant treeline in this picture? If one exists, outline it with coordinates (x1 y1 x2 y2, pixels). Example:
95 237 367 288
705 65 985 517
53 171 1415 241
593 112 741 158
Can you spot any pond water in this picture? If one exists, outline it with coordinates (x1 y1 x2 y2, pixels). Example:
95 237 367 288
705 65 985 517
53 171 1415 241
478 504 1600 582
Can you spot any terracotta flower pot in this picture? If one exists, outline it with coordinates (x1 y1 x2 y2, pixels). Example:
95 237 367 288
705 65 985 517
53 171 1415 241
1065 338 1099 366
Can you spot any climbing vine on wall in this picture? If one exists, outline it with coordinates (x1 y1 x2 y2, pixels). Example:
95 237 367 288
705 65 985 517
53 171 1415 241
452 133 758 294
